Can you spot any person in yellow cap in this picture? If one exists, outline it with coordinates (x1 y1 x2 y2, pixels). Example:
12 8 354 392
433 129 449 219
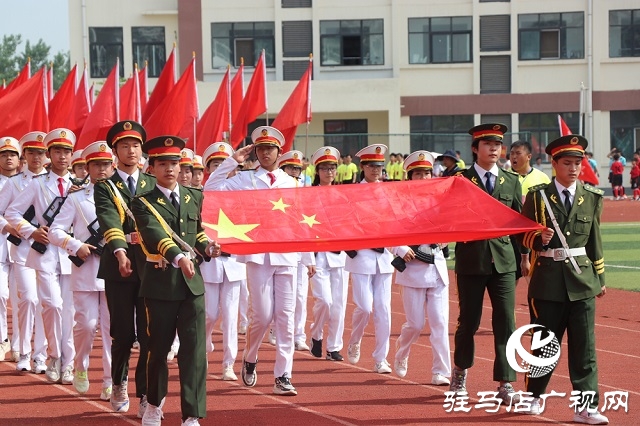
191 155 205 189
0 132 48 373
345 143 395 374
48 141 115 398
308 146 349 362
5 128 77 386
519 135 608 424
94 120 154 415
390 151 451 385
132 135 219 426
204 126 300 396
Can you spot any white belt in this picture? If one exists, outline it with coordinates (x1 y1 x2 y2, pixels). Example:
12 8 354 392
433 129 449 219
538 247 586 261
125 232 140 244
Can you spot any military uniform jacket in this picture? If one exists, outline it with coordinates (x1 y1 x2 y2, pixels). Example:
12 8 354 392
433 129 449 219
454 166 522 275
94 170 156 282
131 184 209 301
519 180 605 302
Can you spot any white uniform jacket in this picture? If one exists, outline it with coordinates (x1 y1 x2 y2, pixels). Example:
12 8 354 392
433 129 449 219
49 183 105 292
0 175 10 264
5 172 73 274
200 253 247 283
391 245 449 288
204 156 299 266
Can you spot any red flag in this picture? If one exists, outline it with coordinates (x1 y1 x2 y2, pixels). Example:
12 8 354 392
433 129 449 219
119 68 141 122
196 67 230 153
47 65 54 101
89 83 95 106
49 64 77 128
230 50 266 147
201 177 543 254
143 46 176 123
557 115 599 185
67 66 91 138
0 67 49 137
272 58 312 152
138 63 148 114
230 61 244 125
77 61 119 149
144 56 199 149
3 61 31 97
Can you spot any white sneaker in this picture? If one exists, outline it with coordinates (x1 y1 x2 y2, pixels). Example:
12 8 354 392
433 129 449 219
573 408 609 425
61 365 74 384
294 341 310 351
238 324 247 335
33 358 47 374
374 360 392 374
0 340 10 360
268 328 276 345
110 382 130 413
100 386 112 401
141 403 163 426
73 370 89 393
182 418 200 426
11 350 20 363
394 357 408 378
347 343 360 364
222 365 238 381
525 398 541 415
138 395 148 419
45 357 61 383
167 341 180 361
431 373 450 386
16 354 31 372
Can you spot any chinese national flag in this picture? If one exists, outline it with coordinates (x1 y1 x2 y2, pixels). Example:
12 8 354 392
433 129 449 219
144 56 199 150
557 115 599 185
49 64 77 129
201 177 543 254
0 67 49 138
143 46 176 123
77 61 119 149
230 51 266 148
272 58 312 152
196 67 230 154
120 70 142 122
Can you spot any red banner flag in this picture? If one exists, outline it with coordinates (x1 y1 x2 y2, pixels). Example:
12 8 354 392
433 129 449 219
77 61 119 149
2 61 31 97
201 177 543 254
47 65 54 101
230 51 266 148
143 46 176 123
120 68 142 122
0 67 49 137
557 115 599 185
67 65 92 138
196 67 230 153
49 64 78 129
230 62 244 125
272 58 312 152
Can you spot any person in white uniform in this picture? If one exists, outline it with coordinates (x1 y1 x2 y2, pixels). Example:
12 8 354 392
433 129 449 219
345 144 395 374
204 126 299 395
0 132 48 373
49 141 114 399
308 146 349 362
390 151 451 385
5 128 77 384
200 141 246 381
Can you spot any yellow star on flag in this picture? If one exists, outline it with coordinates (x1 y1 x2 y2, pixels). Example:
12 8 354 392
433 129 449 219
203 209 259 242
300 214 320 228
270 197 291 213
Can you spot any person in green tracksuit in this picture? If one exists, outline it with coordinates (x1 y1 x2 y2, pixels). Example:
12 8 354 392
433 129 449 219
132 135 220 426
450 123 526 403
519 135 608 425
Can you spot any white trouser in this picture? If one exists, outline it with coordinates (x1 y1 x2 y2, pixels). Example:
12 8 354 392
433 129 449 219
244 261 295 378
9 265 21 352
0 262 9 342
310 265 348 352
238 279 248 328
348 272 392 363
73 291 112 387
13 263 47 360
294 262 309 344
36 270 75 368
204 278 240 366
395 285 451 376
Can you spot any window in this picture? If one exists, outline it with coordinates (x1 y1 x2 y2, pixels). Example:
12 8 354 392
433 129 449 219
320 20 384 66
282 21 312 58
480 15 510 51
480 55 510 93
89 27 124 78
518 12 584 60
324 119 368 158
519 112 579 160
610 10 640 57
408 17 472 64
610 110 640 160
409 115 474 158
282 0 311 7
211 22 275 69
132 27 166 78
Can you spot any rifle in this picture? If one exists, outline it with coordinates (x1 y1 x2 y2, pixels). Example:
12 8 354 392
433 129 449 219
31 196 66 254
7 205 37 246
68 218 104 267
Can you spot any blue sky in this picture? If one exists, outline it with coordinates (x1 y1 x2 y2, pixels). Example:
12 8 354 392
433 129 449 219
0 0 70 54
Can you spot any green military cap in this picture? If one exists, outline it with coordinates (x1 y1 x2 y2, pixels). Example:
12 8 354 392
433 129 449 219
106 120 147 148
142 136 186 161
468 123 508 142
545 134 588 159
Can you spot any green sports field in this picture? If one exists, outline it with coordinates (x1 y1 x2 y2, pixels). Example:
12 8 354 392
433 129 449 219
601 222 640 292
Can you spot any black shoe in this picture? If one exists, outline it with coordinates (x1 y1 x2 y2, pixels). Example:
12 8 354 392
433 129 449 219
310 338 322 358
326 351 343 361
241 359 257 387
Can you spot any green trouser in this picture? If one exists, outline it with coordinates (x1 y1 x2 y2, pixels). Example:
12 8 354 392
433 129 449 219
526 296 600 408
454 271 517 382
145 293 207 419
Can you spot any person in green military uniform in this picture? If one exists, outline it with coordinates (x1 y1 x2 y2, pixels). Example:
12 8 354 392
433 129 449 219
519 135 608 425
450 123 526 403
132 135 220 426
94 121 156 415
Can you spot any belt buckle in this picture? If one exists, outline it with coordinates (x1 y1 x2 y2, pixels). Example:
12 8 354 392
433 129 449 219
129 232 140 245
553 248 566 261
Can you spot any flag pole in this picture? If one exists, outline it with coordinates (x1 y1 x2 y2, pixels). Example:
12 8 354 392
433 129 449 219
262 50 268 125
304 54 313 159
579 82 585 136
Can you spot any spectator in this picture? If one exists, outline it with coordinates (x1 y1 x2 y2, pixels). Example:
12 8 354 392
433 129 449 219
455 150 466 170
533 156 543 170
630 158 640 201
610 153 626 200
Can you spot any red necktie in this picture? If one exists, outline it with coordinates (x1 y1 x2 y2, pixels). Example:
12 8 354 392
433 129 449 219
57 177 65 197
267 172 276 186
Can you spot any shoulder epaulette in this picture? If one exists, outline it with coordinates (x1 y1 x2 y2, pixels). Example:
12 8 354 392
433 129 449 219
141 172 156 179
134 190 153 199
529 183 549 192
454 169 465 176
95 178 108 184
583 184 604 196
504 169 519 177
